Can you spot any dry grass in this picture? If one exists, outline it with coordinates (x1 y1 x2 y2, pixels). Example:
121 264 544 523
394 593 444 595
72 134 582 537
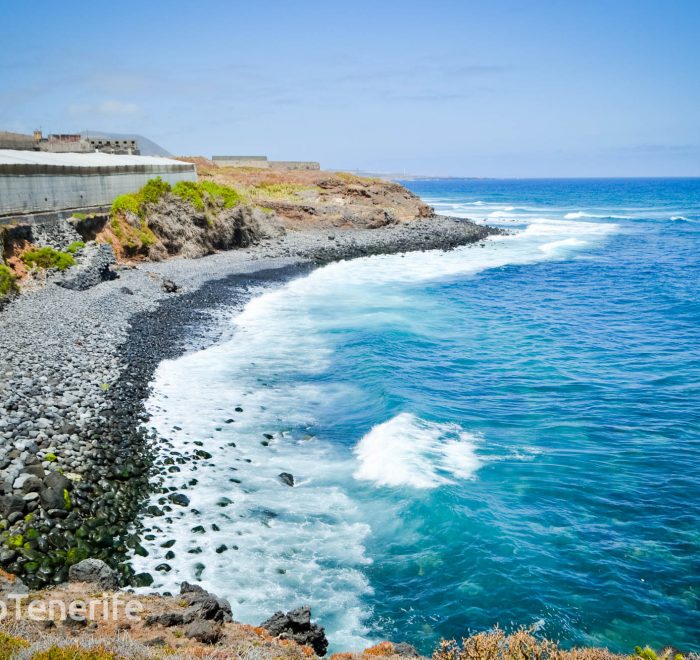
433 628 631 660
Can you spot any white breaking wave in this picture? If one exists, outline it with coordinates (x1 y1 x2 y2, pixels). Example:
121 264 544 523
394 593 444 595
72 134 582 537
353 413 481 489
564 211 632 220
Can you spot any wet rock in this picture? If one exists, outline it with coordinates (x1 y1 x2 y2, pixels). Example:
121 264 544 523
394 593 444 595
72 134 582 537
132 572 154 587
261 606 328 656
168 493 190 506
279 472 295 487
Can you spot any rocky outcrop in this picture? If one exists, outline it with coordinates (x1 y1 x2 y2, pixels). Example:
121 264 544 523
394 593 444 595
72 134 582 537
180 160 434 231
261 606 329 656
108 193 284 261
57 243 117 291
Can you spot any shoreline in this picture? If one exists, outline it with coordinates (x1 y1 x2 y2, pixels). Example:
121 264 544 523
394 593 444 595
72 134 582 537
0 215 498 590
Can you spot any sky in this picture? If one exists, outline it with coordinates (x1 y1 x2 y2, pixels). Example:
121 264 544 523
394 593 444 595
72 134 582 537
1 0 699 177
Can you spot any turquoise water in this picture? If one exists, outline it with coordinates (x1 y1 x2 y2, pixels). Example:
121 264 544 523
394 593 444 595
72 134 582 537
135 179 700 653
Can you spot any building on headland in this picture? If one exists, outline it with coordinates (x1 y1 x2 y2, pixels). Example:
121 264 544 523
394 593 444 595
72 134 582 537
0 150 196 218
86 136 140 155
0 131 37 151
212 155 320 171
0 130 141 155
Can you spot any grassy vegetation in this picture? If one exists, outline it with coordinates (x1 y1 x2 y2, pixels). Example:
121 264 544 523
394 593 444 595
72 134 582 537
0 630 29 658
0 264 18 297
21 247 75 271
434 628 645 660
110 176 171 219
66 241 86 254
108 215 157 254
243 181 317 202
172 179 243 211
334 171 382 184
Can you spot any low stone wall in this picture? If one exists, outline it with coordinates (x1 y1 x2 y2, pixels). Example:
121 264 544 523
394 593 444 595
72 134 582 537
0 164 196 216
269 161 320 171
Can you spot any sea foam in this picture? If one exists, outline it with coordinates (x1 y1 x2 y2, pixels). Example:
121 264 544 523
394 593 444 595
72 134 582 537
353 413 481 489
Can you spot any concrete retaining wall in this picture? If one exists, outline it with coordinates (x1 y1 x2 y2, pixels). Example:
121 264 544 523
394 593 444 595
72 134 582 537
269 161 320 171
0 165 196 216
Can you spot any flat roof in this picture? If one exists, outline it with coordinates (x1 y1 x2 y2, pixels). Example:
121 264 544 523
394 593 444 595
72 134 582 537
0 149 191 168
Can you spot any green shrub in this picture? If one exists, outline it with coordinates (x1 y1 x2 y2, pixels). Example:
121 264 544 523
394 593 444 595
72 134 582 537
0 264 18 296
172 179 242 211
111 193 141 217
635 647 659 660
66 240 86 254
140 176 171 204
72 211 87 220
21 247 75 271
110 176 171 219
201 180 242 208
0 630 29 657
172 180 205 210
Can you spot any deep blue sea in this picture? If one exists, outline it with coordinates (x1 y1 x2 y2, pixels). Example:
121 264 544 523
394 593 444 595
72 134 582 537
134 179 700 653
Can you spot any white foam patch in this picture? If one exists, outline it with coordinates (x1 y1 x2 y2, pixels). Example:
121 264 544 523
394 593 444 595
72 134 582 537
353 413 481 489
564 211 632 220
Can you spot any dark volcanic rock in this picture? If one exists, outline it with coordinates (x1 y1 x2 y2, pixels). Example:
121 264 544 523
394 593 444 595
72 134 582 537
184 619 222 644
279 472 295 487
145 612 185 627
180 581 233 624
261 606 328 656
162 278 179 293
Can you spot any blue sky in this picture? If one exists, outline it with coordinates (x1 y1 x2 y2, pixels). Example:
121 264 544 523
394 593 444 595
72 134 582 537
1 0 699 176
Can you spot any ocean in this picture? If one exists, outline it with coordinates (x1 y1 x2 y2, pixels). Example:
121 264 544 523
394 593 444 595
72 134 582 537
132 178 700 653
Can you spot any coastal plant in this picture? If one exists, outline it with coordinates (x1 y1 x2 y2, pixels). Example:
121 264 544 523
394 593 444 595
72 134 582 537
434 628 631 660
110 176 171 219
140 176 171 205
22 247 75 271
172 179 243 211
72 212 87 220
66 240 86 254
244 181 317 202
111 193 141 218
0 630 29 658
0 264 18 296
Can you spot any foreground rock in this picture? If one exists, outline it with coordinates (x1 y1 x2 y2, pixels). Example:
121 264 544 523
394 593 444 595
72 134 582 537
68 558 118 589
261 606 329 656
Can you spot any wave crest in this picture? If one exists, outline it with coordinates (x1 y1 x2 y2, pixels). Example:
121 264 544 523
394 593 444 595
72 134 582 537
353 413 481 489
